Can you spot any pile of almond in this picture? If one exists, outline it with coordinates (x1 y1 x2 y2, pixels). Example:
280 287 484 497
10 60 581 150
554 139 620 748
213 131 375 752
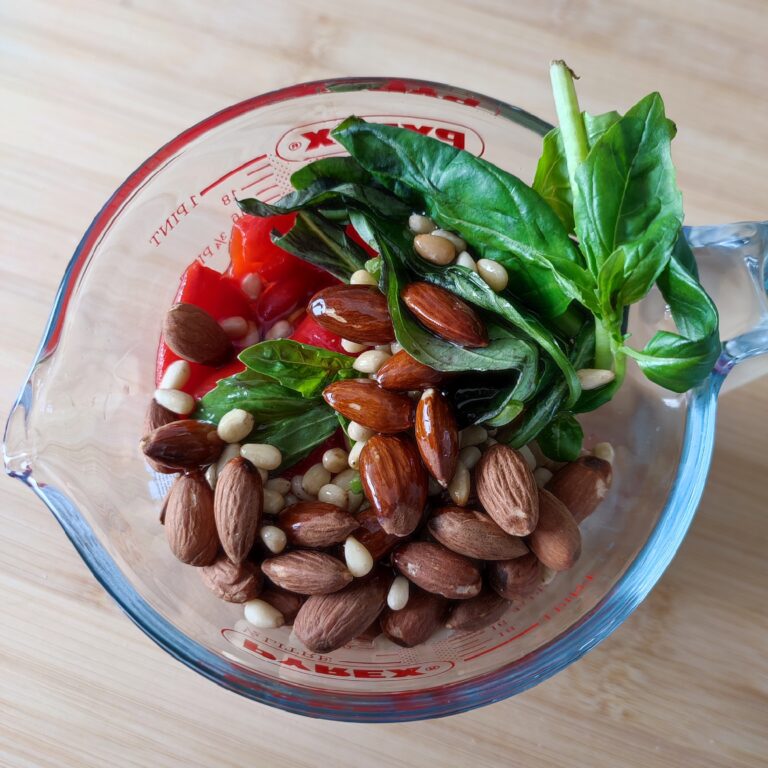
141 223 614 654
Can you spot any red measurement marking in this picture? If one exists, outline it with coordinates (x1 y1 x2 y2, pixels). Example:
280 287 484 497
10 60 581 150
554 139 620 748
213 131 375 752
199 154 267 196
245 163 271 176
263 192 282 203
252 183 279 197
463 622 540 661
239 173 274 192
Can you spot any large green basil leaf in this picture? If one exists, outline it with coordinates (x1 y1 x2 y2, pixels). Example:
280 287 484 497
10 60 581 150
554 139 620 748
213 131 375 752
536 412 584 461
238 339 357 398
291 157 372 190
271 211 368 282
251 408 340 469
332 117 594 319
447 372 529 428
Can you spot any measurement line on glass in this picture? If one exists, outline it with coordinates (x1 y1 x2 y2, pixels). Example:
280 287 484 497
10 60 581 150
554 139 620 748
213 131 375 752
239 173 274 192
463 622 540 662
199 154 268 196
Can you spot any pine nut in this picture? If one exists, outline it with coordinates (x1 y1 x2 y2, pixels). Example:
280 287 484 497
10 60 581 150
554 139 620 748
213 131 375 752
220 316 249 339
291 474 315 501
348 421 374 442
158 359 191 390
408 213 436 234
387 575 410 610
432 229 466 251
284 493 298 506
390 341 403 355
265 477 291 495
459 425 487 448
519 445 537 471
455 251 478 273
448 463 471 506
322 447 349 474
241 272 263 300
239 321 261 348
332 468 359 491
353 349 391 374
302 463 331 496
263 489 286 515
344 535 374 577
241 443 282 470
318 483 348 508
211 443 243 489
534 467 553 488
204 464 217 489
477 259 509 292
577 368 616 390
350 269 378 286
483 437 498 448
341 338 369 354
348 441 366 469
594 441 615 465
265 320 293 340
244 598 284 628
458 445 482 470
414 233 456 265
259 524 287 554
154 388 195 416
217 409 254 443
347 491 364 513
541 566 558 585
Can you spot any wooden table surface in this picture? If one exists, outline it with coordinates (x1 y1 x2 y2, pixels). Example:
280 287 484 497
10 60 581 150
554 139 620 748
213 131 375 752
1 2 766 766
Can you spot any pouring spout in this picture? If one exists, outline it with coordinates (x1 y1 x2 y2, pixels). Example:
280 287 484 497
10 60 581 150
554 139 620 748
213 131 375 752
3 380 35 480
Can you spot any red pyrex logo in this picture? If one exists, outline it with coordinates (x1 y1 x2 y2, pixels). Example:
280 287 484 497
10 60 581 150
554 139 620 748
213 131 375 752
222 629 454 681
276 115 485 162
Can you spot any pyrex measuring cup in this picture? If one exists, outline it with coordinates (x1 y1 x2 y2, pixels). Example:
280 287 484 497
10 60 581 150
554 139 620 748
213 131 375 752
4 78 767 722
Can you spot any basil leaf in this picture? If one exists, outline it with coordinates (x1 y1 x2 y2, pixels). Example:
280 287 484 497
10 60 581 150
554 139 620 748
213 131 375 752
536 412 584 461
291 157 372 190
533 111 621 232
238 339 357 398
332 117 593 319
271 211 368 282
253 408 340 469
447 372 528 428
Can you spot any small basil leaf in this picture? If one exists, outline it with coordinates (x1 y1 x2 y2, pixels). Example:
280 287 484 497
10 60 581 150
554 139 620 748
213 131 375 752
291 157 372 190
536 412 584 461
253 408 340 469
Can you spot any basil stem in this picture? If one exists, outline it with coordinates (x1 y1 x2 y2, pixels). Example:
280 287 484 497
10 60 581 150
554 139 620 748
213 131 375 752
549 60 589 187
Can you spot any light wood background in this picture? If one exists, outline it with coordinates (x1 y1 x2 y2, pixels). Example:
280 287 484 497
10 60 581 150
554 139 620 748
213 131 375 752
1 2 766 766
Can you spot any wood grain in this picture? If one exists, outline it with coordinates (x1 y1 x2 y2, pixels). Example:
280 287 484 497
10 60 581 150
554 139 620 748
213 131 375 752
1 1 766 766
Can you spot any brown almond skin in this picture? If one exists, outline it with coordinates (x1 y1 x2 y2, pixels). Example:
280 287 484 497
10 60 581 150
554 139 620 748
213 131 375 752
446 588 511 631
165 472 219 566
359 435 427 537
375 350 445 391
546 456 613 524
308 285 395 344
401 282 488 348
528 489 581 571
163 302 231 365
355 617 382 643
277 501 358 548
428 507 529 561
475 444 539 536
393 541 482 600
380 587 448 647
214 457 263 564
259 587 304 624
294 567 391 653
488 552 542 602
143 401 180 474
200 556 262 603
323 379 414 433
141 419 224 470
415 388 458 488
261 550 352 595
352 506 402 560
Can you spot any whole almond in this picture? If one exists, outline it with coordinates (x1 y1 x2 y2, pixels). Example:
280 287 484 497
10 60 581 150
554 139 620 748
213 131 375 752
380 587 448 647
446 588 510 631
213 457 263 564
359 434 427 536
141 419 224 469
294 567 390 653
415 388 458 487
401 282 488 348
143 400 182 474
352 506 402 560
428 507 529 560
374 350 444 391
164 472 219 566
261 550 352 595
393 541 481 600
475 444 539 536
546 456 613 524
163 303 231 365
278 501 358 548
488 552 542 601
200 556 262 602
323 379 414 433
259 586 304 624
308 284 395 344
528 489 581 571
